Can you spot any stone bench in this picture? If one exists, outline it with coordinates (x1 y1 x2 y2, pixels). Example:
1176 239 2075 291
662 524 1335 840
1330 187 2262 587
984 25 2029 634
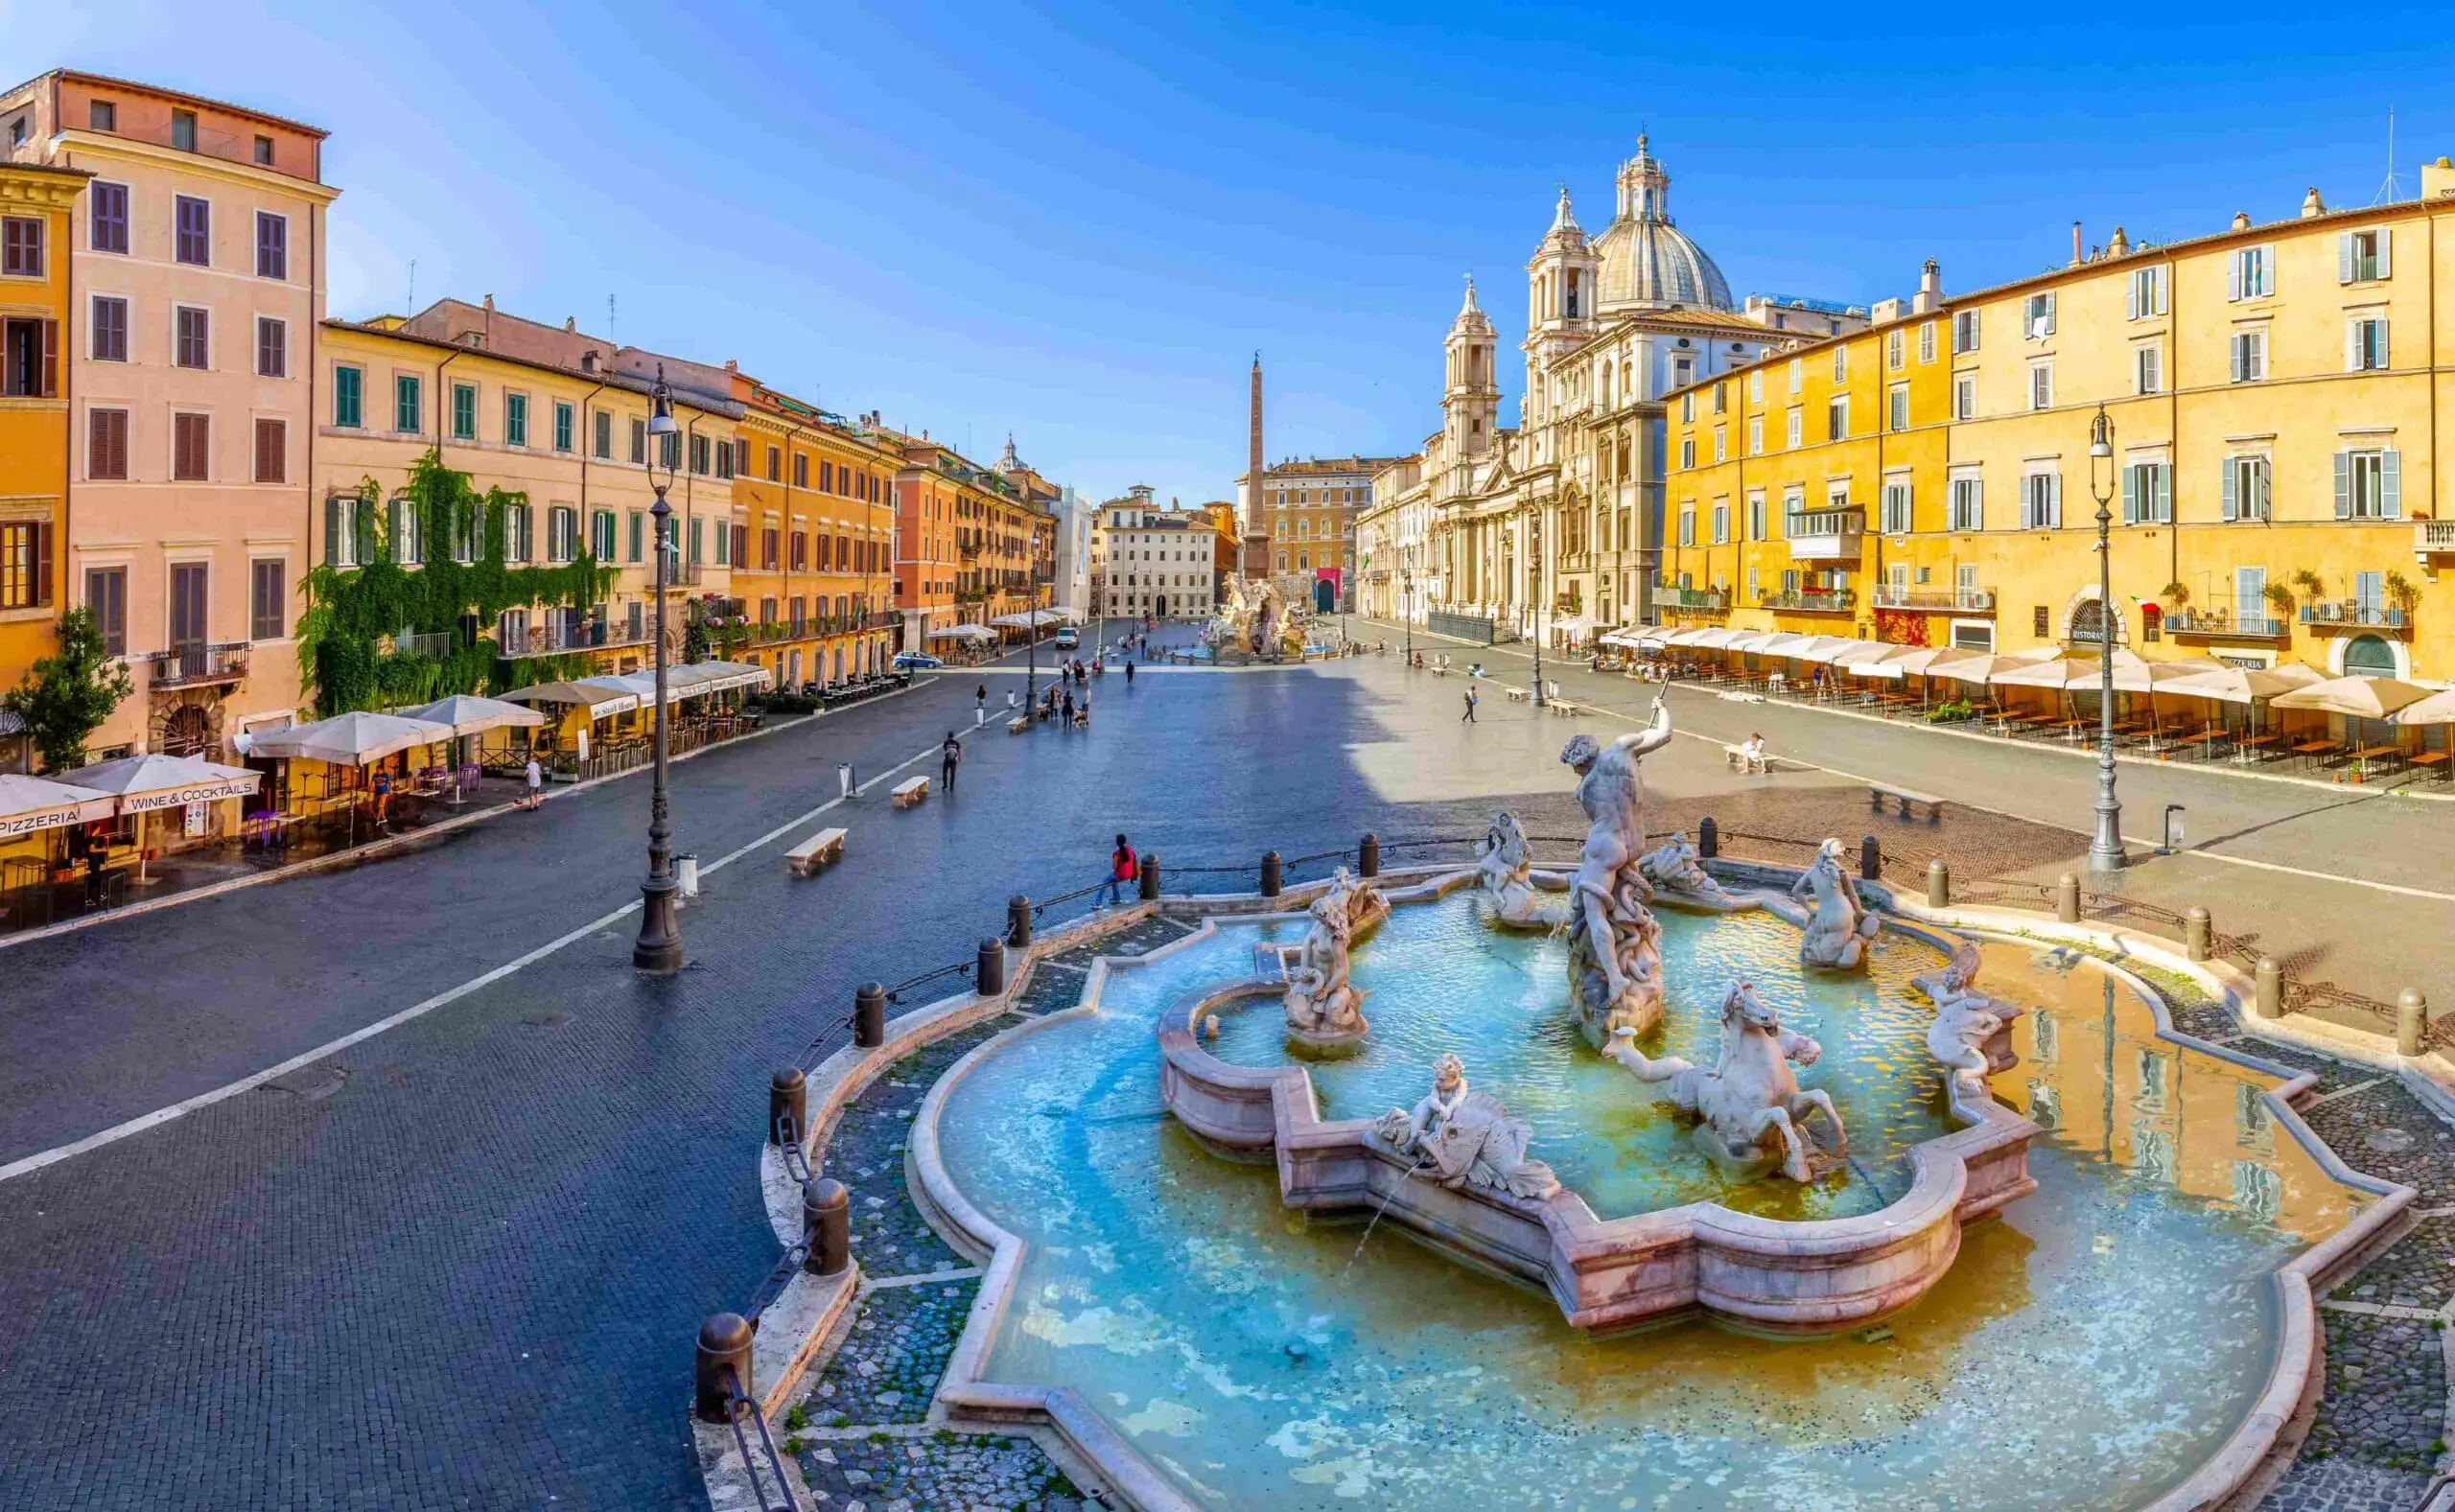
891 776 930 809
1869 782 1945 820
784 826 846 875
1007 716 1030 734
1547 697 1580 716
1725 745 1768 774
1504 686 1530 702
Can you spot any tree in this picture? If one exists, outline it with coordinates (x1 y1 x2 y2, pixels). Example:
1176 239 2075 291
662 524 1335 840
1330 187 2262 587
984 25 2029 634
4 607 134 773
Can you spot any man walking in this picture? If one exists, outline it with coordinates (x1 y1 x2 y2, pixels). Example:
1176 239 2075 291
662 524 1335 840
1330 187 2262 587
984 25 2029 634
975 682 988 721
1096 833 1136 907
1124 659 1135 686
1461 684 1479 724
941 732 962 793
523 753 544 810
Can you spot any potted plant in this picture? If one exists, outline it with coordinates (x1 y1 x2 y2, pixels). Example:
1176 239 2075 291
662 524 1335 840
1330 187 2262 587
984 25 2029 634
2385 570 2420 629
2261 581 2295 630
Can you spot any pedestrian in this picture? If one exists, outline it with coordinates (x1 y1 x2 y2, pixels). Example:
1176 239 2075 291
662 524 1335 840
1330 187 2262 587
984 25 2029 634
1461 685 1479 723
523 753 543 810
975 682 987 719
1124 659 1135 686
1062 686 1075 726
1096 833 1136 908
941 731 962 792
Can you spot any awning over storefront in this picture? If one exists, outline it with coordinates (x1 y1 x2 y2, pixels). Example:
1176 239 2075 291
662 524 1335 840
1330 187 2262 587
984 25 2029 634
401 695 549 736
498 681 643 719
58 754 263 813
0 775 117 838
247 711 456 765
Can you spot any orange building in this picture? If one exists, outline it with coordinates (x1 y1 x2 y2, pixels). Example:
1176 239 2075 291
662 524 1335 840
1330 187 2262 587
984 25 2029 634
0 159 87 769
728 382 900 687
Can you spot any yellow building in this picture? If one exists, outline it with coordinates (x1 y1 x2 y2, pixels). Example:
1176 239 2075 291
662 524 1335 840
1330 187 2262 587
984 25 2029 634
0 160 86 767
729 380 900 688
1667 165 2455 681
900 442 1048 630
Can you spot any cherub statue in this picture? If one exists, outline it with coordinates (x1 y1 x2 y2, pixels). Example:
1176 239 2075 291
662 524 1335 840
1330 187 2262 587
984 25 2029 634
1283 873 1368 1043
1475 811 1569 930
1372 1054 1559 1201
1636 829 1725 900
1792 838 1880 970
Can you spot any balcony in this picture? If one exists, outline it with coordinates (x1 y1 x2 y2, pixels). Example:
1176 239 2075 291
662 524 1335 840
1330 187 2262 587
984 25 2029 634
499 618 652 660
1785 508 1865 562
2415 520 2455 561
147 642 249 691
1871 585 1995 614
1653 585 1730 614
1759 588 1856 615
387 630 459 660
2164 608 2288 640
2300 599 2412 635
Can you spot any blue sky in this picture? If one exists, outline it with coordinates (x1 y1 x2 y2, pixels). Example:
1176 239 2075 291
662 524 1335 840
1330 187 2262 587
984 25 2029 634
9 0 2455 507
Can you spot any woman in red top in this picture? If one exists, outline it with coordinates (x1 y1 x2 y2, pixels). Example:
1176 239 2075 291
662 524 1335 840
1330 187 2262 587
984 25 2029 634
1096 833 1135 907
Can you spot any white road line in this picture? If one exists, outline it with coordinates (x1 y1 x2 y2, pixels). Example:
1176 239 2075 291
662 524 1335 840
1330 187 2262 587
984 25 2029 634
0 736 949 1185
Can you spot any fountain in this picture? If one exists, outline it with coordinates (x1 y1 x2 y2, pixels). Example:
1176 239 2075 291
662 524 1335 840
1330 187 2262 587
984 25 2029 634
889 695 2399 1509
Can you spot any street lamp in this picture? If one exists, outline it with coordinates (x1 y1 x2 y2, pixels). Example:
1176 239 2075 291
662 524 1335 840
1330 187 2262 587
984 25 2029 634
635 365 685 970
1402 565 1414 662
2086 404 2125 872
1527 504 1545 708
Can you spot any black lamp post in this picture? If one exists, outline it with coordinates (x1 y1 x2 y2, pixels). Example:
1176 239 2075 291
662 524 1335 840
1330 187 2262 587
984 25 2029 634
1403 564 1414 661
634 366 685 970
2087 404 2125 872
1528 505 1545 708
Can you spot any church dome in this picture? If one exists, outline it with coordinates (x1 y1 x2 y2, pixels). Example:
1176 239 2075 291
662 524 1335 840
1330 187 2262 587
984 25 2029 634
1592 137 1733 314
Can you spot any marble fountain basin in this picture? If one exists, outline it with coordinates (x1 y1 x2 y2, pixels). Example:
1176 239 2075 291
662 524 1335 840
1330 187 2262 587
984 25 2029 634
923 884 2385 1510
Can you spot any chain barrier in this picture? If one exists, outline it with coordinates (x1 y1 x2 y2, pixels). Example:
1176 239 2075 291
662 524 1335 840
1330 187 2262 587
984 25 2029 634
719 1364 799 1512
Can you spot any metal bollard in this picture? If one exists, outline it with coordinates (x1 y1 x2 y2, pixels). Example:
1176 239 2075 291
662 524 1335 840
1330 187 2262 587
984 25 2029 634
768 1067 807 1147
2255 958 2282 1020
2399 989 2429 1058
693 1313 754 1424
1859 835 1882 882
2185 906 2211 963
975 938 1007 997
1697 817 1718 860
1927 857 1950 909
853 982 886 1048
1007 894 1033 949
1260 850 1283 897
1359 833 1380 879
803 1177 850 1275
2056 873 2081 924
1138 852 1160 900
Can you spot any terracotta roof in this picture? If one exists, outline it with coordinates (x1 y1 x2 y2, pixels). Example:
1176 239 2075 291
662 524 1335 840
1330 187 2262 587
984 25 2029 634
8 69 329 139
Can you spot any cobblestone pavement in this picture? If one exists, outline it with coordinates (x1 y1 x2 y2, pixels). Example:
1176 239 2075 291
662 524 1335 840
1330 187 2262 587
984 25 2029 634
789 1432 1085 1512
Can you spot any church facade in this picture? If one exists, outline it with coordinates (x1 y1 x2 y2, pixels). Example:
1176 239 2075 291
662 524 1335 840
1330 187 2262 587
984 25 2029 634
1360 139 1863 640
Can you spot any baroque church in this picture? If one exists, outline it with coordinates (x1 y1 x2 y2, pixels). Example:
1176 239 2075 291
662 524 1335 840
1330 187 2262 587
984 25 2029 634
1366 138 1865 637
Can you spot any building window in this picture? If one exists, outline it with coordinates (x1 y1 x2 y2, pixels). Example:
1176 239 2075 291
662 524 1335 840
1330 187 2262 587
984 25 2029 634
0 216 41 277
173 412 210 481
82 295 127 363
1832 346 1848 382
2229 330 2266 383
255 212 287 281
2335 449 2400 520
690 434 710 475
388 496 422 565
2028 361 2052 411
590 509 617 561
554 401 573 453
1677 507 1695 547
1880 479 1911 534
2127 266 2166 318
505 392 529 447
1746 415 1763 455
1677 436 1694 470
85 568 126 655
253 134 274 167
396 375 422 434
1712 427 1726 463
1826 396 1847 441
2229 245 2274 301
88 407 129 479
0 522 52 610
2121 461 2173 524
628 417 646 465
1917 321 1936 363
505 504 532 563
89 100 116 132
255 315 286 378
1787 358 1803 394
2021 472 2061 529
1747 369 1763 402
253 417 285 483
1952 374 1976 420
2135 345 2162 395
627 509 644 564
2349 317 2390 371
1672 355 1694 388
1885 329 1904 370
659 430 680 472
1786 407 1802 449
2022 292 2056 339
175 195 210 266
2340 227 2391 284
715 439 735 479
1748 493 1767 540
90 181 129 253
1886 383 1908 432
1678 392 1694 423
1952 309 1979 354
451 382 477 440
251 559 285 640
2222 455 2272 522
793 453 808 488
175 306 209 369
323 364 362 429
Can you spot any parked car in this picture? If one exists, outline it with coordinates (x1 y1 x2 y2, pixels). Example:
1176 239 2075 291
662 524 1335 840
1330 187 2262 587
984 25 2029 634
1054 627 1080 650
892 651 944 671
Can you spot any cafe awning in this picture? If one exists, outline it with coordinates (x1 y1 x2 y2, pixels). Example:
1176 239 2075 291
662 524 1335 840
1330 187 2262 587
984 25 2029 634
247 710 456 765
930 624 997 642
2157 662 2326 706
498 681 641 719
58 754 262 812
401 694 549 736
0 774 117 838
577 672 686 708
2270 675 2438 721
673 661 774 695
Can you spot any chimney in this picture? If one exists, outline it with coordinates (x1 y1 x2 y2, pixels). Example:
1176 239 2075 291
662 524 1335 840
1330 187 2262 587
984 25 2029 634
2069 221 2082 268
2232 211 2253 230
1911 259 1944 315
723 359 737 373
2426 156 2455 200
2301 186 2326 219
483 293 495 313
564 316 576 333
2107 225 2131 257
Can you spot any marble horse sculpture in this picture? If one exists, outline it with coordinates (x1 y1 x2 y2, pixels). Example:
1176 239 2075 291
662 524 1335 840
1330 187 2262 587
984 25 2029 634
1561 699 1674 1047
1372 1053 1560 1201
1793 837 1880 970
1474 810 1569 930
1281 868 1381 1049
1607 981 1846 1184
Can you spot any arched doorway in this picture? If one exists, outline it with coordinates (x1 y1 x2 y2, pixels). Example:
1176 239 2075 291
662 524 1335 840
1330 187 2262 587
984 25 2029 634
2066 595 2126 649
1313 578 1337 614
1155 594 1168 619
2344 634 2397 677
159 704 213 757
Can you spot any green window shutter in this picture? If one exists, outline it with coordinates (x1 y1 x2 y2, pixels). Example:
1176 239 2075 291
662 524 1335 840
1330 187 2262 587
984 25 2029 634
325 495 342 565
2333 452 2352 519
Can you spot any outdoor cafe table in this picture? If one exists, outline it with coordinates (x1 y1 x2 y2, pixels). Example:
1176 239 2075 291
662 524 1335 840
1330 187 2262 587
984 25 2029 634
2350 744 2404 772
2410 751 2452 778
2291 739 2345 768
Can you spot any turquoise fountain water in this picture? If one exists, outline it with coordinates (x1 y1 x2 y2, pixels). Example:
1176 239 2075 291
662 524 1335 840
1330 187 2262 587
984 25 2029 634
933 894 2371 1510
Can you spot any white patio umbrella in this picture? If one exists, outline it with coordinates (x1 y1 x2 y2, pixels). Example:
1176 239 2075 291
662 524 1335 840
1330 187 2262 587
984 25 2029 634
2270 675 2438 721
1929 646 2065 686
672 661 773 695
577 671 685 708
401 694 547 737
2389 687 2455 726
0 773 116 839
2158 662 2326 706
1797 638 1893 665
497 680 641 719
248 710 456 764
59 754 263 884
